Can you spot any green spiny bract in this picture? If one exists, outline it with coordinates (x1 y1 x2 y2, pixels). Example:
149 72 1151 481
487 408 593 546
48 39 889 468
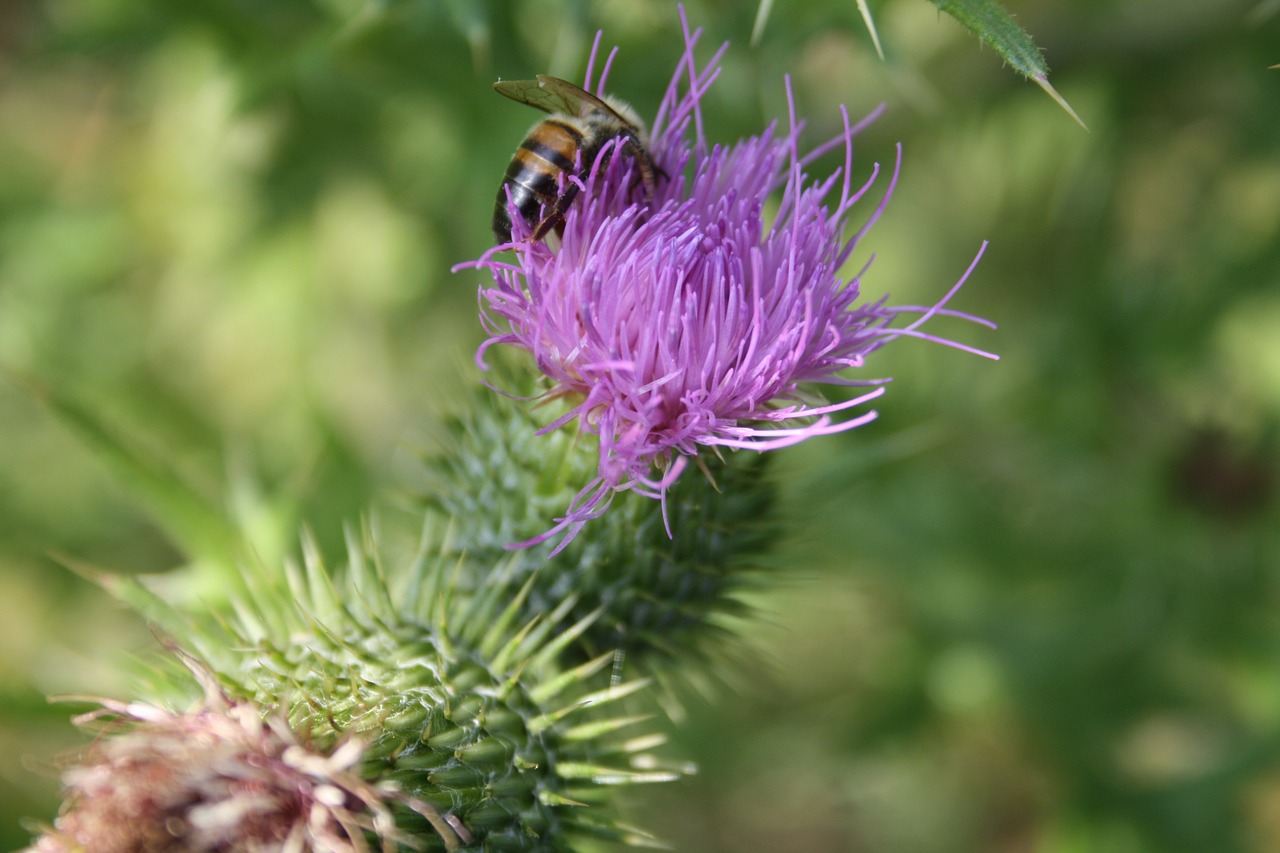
417 359 779 669
112 522 680 851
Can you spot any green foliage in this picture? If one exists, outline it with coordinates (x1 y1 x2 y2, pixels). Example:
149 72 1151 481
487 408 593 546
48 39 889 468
927 0 1085 127
928 0 1047 80
754 0 1083 124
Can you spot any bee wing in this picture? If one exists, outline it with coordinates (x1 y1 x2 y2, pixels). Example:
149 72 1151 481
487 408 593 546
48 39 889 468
493 75 629 123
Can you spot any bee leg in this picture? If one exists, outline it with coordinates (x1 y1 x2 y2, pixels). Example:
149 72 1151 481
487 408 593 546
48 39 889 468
530 182 580 242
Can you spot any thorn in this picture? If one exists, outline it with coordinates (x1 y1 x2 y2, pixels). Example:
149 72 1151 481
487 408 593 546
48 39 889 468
750 0 774 47
49 550 117 588
1034 74 1088 132
856 0 886 61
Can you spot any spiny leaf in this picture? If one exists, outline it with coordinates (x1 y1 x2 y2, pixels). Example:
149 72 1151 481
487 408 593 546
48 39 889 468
931 0 1087 129
931 0 1044 76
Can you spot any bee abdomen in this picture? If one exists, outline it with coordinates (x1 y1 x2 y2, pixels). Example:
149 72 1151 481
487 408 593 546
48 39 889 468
517 136 576 173
493 119 585 243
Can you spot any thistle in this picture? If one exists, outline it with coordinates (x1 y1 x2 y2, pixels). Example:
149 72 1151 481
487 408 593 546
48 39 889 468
35 521 681 852
420 360 777 669
457 13 997 553
23 9 1002 852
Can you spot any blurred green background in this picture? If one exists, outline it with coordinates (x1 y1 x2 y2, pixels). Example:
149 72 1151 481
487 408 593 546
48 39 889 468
2 0 1278 850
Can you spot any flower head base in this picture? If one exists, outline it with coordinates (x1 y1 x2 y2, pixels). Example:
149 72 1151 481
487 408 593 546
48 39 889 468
458 14 996 553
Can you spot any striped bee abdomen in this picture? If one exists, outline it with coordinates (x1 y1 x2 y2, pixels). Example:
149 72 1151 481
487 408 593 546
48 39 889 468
493 118 586 243
490 75 656 246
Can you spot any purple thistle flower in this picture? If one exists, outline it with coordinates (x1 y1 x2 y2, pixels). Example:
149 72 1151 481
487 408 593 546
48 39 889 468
456 12 996 554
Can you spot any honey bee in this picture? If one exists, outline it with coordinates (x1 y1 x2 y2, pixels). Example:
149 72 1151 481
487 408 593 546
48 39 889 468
492 75 657 245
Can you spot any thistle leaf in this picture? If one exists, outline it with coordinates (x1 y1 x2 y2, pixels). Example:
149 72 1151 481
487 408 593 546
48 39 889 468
930 0 1087 129
931 0 1044 76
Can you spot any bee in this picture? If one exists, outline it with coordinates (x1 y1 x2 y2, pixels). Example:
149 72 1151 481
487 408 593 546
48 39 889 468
492 74 657 245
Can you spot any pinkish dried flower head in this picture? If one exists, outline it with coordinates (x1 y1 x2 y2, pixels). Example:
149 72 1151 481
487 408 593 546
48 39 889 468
457 12 996 553
24 667 463 853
